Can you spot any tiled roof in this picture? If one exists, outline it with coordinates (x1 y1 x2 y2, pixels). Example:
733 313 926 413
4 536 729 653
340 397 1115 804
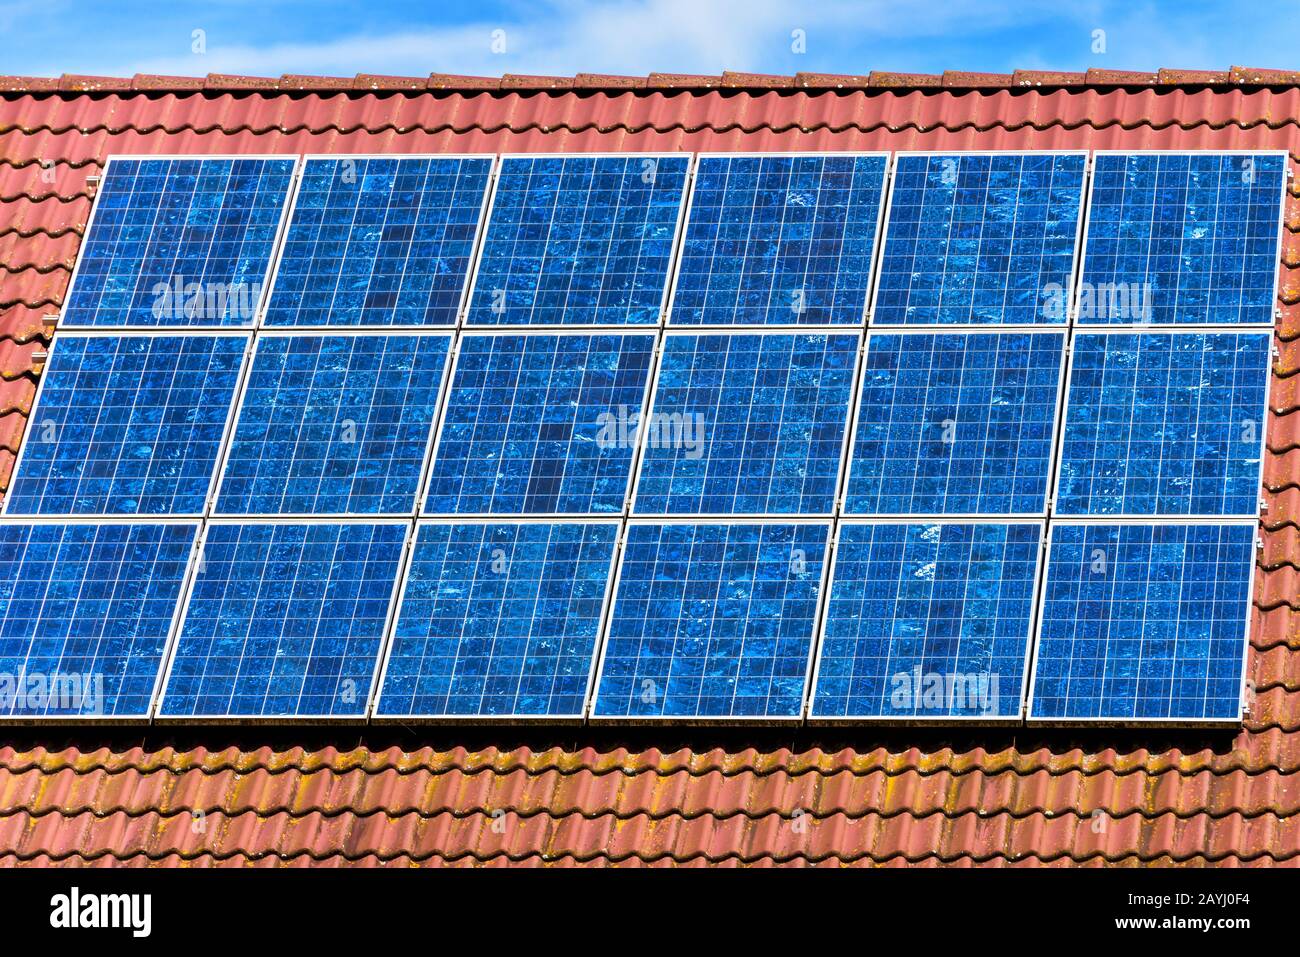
9 66 1300 92
1 70 1298 866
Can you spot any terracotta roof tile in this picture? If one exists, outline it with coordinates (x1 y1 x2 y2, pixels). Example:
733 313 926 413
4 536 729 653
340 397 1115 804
500 74 576 90
943 71 1015 88
203 73 280 91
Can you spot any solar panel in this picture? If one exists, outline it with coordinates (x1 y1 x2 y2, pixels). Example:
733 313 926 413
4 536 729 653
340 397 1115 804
374 521 618 718
5 334 247 516
1055 332 1270 517
214 334 451 515
591 522 829 719
424 333 656 515
1079 152 1285 325
1028 522 1254 722
632 332 859 515
0 521 196 718
157 521 406 718
63 157 296 327
464 154 690 325
264 156 493 327
668 153 888 325
872 152 1086 325
844 331 1065 515
810 521 1040 720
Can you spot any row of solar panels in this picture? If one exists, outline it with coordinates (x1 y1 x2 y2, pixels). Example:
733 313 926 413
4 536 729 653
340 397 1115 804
61 151 1285 330
1 149 1279 726
0 517 1254 723
5 329 1270 519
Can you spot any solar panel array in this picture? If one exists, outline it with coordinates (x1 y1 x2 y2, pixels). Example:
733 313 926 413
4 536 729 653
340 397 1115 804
2 149 1280 724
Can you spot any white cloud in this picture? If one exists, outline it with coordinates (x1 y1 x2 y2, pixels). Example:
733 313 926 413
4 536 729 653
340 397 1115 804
71 0 1088 79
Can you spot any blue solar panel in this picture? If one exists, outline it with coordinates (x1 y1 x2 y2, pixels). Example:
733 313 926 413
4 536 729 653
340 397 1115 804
873 152 1086 325
424 333 655 515
811 522 1039 720
375 521 618 717
158 522 405 718
668 153 887 325
1029 522 1253 722
6 335 246 516
845 331 1065 515
592 522 828 719
0 522 196 717
63 157 295 327
1079 152 1285 325
465 155 689 325
264 156 492 327
215 334 451 515
1056 333 1270 517
633 333 858 515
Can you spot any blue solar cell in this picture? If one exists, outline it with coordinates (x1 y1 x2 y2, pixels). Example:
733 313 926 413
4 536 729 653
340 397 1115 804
1055 333 1270 517
845 331 1064 515
1029 523 1253 721
424 333 655 514
873 153 1086 325
669 153 887 325
265 156 492 327
592 522 828 719
633 333 858 515
215 334 451 515
6 335 246 515
158 522 405 718
1079 152 1284 325
63 157 295 327
811 522 1039 719
0 522 195 717
375 521 617 717
465 155 689 325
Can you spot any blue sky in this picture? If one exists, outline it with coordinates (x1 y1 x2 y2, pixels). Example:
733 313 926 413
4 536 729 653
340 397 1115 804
2 0 1295 79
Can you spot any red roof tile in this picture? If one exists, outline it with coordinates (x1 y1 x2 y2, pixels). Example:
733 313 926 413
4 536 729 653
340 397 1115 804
0 69 1298 867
